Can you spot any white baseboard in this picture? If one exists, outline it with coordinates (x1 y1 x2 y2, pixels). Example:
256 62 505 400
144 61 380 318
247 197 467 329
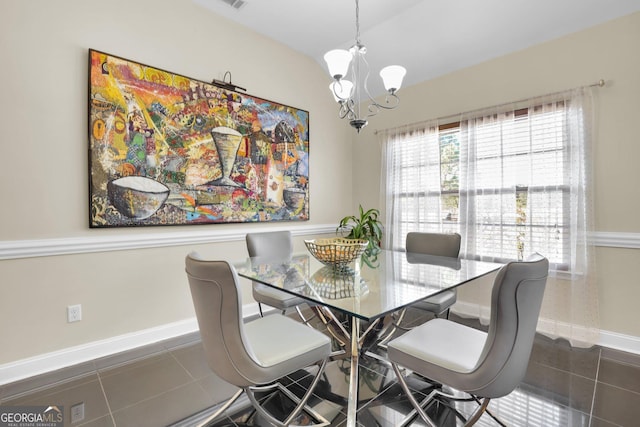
3 301 639 387
598 329 640 355
0 303 265 386
453 301 640 355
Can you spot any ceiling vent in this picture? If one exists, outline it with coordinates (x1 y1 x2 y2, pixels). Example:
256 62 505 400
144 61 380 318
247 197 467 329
220 0 246 10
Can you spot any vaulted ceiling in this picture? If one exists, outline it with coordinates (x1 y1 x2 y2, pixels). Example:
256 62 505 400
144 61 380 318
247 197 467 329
193 0 640 96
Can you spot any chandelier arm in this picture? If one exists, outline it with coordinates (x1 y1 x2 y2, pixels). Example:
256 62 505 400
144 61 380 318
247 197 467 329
368 92 401 114
367 102 381 117
330 80 353 103
345 99 357 120
338 102 351 120
338 104 349 119
360 53 379 107
358 53 401 117
338 98 357 120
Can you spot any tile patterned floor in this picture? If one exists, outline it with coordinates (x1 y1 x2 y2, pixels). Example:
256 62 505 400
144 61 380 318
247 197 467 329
2 311 640 427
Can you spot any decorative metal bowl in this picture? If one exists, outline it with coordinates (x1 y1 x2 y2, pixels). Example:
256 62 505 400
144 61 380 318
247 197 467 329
304 237 368 269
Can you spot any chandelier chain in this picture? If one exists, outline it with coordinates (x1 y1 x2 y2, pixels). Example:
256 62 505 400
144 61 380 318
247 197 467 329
355 0 361 45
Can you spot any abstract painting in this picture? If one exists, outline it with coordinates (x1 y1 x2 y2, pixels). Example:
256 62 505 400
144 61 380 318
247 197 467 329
88 49 309 227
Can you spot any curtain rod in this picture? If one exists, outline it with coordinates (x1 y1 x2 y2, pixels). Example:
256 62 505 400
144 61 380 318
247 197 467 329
374 79 606 135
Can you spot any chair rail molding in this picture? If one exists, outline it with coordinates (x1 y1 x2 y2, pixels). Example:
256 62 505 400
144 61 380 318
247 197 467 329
1 229 637 260
0 224 337 260
590 231 640 249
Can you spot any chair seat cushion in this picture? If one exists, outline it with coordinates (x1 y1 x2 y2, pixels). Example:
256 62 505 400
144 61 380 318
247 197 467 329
252 283 305 309
388 318 487 374
413 290 457 314
244 314 331 377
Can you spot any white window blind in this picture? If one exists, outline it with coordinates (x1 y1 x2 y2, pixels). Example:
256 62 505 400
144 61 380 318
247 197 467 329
461 103 570 268
384 99 581 271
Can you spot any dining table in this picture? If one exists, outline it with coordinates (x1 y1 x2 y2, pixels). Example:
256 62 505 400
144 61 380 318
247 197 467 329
235 247 502 427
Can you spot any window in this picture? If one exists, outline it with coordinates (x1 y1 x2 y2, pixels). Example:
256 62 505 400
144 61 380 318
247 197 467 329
385 100 576 270
383 87 598 344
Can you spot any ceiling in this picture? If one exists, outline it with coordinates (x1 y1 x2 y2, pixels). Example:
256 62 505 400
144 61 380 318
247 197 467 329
193 0 640 96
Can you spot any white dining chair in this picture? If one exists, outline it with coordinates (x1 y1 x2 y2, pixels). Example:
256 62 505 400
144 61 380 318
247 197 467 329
185 253 332 427
387 253 549 426
405 232 461 318
246 231 309 321
378 232 462 347
247 231 353 354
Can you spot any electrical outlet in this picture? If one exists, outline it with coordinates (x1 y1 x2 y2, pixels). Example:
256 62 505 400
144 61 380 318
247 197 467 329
70 402 85 423
67 304 82 323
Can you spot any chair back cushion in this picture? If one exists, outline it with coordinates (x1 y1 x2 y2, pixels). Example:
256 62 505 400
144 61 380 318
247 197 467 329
471 253 549 397
246 231 293 258
246 231 300 307
406 232 461 258
185 253 260 387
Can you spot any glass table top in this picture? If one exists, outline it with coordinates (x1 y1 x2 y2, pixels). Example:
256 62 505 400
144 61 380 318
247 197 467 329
235 249 502 321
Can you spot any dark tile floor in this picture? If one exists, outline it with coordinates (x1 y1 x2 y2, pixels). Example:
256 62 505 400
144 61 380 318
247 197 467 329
2 310 640 427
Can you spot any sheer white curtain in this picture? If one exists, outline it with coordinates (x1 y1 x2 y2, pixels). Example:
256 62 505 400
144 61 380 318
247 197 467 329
380 121 442 250
548 88 599 346
381 88 599 346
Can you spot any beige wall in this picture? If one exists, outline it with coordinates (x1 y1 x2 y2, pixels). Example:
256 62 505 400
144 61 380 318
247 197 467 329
0 0 352 364
1 1 639 369
353 12 640 337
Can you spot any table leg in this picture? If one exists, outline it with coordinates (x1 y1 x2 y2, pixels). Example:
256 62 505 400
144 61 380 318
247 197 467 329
312 306 350 348
347 316 360 427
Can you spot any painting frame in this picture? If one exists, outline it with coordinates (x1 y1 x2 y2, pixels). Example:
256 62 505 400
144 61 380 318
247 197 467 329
88 49 309 228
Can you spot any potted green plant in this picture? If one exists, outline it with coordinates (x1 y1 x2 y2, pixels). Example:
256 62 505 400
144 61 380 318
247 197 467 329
337 205 383 253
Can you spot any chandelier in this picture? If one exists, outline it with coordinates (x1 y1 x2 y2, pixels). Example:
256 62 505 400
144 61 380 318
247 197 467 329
324 0 406 132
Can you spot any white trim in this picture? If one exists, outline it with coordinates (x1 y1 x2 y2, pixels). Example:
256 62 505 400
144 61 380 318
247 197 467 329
0 223 336 260
590 231 640 249
3 301 640 386
598 329 640 355
453 301 640 355
0 229 636 261
0 303 268 386
0 318 198 386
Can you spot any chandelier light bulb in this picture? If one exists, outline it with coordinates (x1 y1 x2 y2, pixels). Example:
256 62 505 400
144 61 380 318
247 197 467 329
380 65 407 94
324 49 353 80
